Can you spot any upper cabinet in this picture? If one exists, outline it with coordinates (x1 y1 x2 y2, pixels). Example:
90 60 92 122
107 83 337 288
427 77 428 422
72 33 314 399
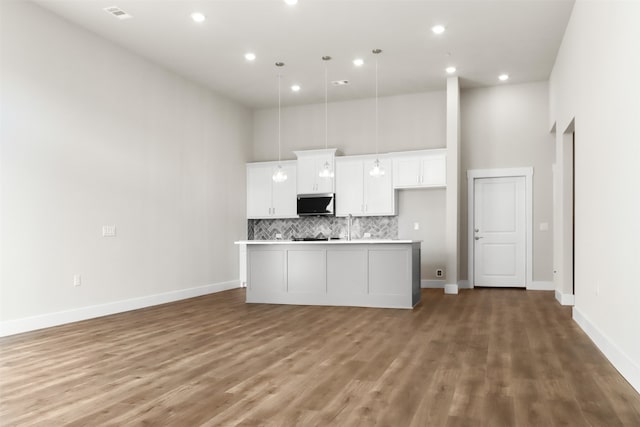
247 161 298 219
392 149 446 189
294 149 337 194
335 155 395 217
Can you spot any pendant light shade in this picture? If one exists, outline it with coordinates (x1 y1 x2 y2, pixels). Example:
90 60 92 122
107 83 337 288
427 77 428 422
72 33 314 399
369 49 385 177
370 158 385 177
273 62 288 183
319 55 334 179
272 165 287 183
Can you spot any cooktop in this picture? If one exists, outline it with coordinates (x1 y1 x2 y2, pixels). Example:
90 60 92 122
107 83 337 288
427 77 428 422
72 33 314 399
291 237 330 241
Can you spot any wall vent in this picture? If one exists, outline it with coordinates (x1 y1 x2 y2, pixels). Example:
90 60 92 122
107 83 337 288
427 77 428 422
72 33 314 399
104 6 132 20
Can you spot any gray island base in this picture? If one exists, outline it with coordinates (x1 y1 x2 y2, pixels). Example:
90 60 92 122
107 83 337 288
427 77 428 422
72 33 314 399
236 240 421 309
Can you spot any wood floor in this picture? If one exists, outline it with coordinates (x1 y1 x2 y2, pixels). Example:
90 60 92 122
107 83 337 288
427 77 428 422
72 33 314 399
1 289 639 426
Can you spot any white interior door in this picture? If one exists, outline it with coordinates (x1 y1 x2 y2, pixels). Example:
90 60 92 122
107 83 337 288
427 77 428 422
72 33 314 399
473 176 526 287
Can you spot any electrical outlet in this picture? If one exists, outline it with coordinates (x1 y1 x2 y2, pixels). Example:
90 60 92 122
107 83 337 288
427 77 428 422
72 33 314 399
275 233 283 240
363 232 371 238
73 274 82 287
413 222 420 230
436 269 444 278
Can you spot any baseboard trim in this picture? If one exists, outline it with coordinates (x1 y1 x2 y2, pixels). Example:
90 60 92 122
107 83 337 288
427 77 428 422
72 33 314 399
555 290 575 306
0 280 240 337
458 280 471 289
528 281 554 291
421 279 445 288
444 284 459 295
573 307 640 394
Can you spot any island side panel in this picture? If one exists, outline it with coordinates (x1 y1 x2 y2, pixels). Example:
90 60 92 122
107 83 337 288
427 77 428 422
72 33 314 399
326 249 368 296
287 249 327 294
412 243 422 306
246 247 287 302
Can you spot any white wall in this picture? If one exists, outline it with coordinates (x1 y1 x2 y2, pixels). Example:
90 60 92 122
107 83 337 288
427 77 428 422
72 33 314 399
252 91 447 160
460 81 555 284
397 189 447 281
549 0 640 392
0 1 252 332
252 91 448 279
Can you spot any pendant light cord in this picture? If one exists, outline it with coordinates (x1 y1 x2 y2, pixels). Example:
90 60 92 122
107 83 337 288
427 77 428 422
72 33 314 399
375 54 379 157
325 61 328 150
278 73 282 163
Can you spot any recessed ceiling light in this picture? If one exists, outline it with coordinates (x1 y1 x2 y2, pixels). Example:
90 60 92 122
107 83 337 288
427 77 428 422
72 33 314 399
446 66 457 74
104 6 132 20
191 12 206 23
499 73 510 81
431 25 445 35
284 0 298 5
291 84 301 92
353 58 364 67
244 52 256 61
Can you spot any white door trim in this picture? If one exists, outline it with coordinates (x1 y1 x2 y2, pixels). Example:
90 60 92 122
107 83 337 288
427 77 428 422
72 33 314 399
467 167 533 289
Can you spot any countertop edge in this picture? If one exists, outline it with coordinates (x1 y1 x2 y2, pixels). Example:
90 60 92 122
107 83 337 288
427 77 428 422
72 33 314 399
235 240 421 245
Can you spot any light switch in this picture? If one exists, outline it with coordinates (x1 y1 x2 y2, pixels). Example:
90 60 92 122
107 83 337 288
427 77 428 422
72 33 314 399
102 225 116 237
539 222 549 231
413 222 420 230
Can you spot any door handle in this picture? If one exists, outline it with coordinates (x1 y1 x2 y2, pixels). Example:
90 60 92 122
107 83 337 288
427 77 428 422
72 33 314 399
475 236 483 240
474 228 479 232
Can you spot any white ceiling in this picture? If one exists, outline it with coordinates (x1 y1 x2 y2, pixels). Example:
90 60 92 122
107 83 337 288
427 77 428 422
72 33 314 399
35 0 575 109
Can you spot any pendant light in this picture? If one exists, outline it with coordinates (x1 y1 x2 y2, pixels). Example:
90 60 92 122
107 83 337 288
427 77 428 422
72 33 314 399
370 49 385 177
272 62 288 183
318 55 334 179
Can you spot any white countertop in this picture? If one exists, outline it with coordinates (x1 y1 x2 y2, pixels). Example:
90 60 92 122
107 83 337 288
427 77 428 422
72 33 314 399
235 239 420 245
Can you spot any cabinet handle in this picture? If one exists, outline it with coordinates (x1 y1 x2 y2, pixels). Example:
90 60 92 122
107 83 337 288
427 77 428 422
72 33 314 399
273 207 276 215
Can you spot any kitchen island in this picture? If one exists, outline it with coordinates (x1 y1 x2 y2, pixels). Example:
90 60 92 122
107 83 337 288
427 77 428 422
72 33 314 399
235 240 421 309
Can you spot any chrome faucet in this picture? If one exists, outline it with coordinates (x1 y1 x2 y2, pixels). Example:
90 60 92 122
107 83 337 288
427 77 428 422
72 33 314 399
347 214 353 241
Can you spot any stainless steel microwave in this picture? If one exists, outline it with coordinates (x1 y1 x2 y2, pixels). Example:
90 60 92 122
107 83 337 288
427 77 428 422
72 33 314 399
297 193 335 216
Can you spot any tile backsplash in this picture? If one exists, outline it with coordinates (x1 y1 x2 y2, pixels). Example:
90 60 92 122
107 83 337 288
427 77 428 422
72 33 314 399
249 216 398 240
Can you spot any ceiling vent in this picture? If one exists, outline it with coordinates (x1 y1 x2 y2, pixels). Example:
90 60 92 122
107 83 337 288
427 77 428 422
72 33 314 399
332 80 349 86
104 6 132 20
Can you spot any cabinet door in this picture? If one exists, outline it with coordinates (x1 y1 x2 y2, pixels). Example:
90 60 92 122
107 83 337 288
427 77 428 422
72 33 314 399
272 163 298 217
335 159 364 216
393 157 421 188
297 155 335 194
421 154 446 187
365 158 395 215
247 164 272 218
296 156 317 194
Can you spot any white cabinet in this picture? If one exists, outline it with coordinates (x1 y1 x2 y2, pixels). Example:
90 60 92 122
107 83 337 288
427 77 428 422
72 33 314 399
294 149 337 194
335 155 395 217
246 161 298 219
392 149 446 189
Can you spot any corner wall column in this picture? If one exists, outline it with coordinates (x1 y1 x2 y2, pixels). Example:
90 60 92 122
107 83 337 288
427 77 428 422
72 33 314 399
445 77 460 294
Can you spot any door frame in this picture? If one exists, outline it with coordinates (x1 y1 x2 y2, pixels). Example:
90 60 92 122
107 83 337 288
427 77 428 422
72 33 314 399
467 167 533 289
